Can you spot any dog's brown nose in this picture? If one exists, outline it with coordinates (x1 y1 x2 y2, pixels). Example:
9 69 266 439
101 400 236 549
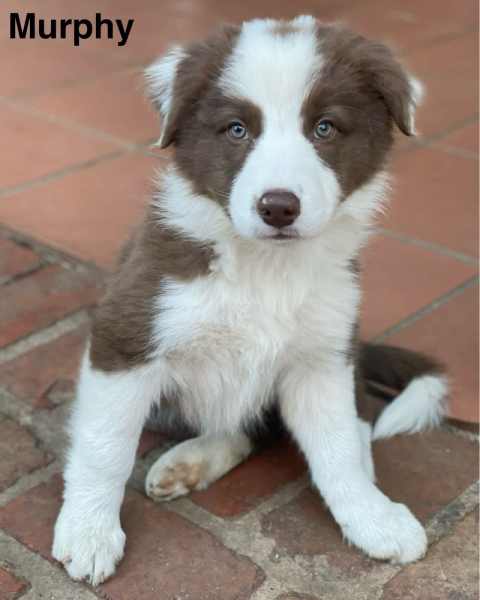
257 190 300 229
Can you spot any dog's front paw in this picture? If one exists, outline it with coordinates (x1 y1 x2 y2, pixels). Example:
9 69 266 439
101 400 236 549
52 503 125 585
341 499 427 564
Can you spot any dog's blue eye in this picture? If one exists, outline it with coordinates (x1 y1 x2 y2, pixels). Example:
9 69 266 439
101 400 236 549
314 119 335 139
227 121 248 140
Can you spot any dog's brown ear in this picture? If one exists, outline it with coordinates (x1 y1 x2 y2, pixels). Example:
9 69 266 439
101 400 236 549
145 25 240 149
359 41 424 136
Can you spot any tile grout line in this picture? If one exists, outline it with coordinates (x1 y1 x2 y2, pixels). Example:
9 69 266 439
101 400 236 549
0 224 108 276
442 422 479 444
400 25 477 58
372 275 479 342
375 227 478 265
0 387 33 427
0 95 158 151
427 143 478 161
415 114 479 147
374 480 480 595
0 150 127 199
0 309 90 366
0 142 167 200
0 49 154 102
0 461 61 509
425 480 479 544
0 530 99 600
161 478 401 598
394 114 479 158
0 262 44 287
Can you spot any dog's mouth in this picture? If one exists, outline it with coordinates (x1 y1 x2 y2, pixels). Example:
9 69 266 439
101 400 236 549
261 230 300 242
272 233 297 240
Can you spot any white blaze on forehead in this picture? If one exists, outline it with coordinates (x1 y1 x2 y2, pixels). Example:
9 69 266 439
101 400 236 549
218 16 322 122
220 17 344 241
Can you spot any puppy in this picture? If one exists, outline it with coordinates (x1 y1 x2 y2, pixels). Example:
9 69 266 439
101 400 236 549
52 16 448 584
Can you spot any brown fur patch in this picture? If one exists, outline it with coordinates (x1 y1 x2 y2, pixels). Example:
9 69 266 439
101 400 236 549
89 205 214 372
175 95 262 206
360 343 444 394
157 25 262 207
160 25 240 148
302 24 414 197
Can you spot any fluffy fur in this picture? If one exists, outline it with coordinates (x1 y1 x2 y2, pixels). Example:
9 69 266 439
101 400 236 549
53 16 447 585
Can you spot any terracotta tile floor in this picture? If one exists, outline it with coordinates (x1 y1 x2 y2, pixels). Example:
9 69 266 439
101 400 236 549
1 0 477 420
0 3 478 599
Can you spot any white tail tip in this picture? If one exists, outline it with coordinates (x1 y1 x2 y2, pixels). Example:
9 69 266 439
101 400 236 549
373 375 448 441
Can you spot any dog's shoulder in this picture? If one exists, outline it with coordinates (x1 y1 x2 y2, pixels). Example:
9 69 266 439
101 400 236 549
89 201 216 372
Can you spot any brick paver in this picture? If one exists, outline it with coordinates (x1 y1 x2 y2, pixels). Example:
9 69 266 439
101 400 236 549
384 284 479 423
0 417 52 492
191 440 306 518
0 1 477 598
102 491 265 600
276 595 319 600
26 69 159 145
263 487 377 577
360 234 476 339
440 122 479 156
0 477 265 600
386 145 478 258
0 567 28 599
374 429 478 522
0 325 87 408
0 154 157 268
0 263 100 348
0 237 40 285
0 476 64 558
261 429 478 566
0 103 119 192
381 508 479 600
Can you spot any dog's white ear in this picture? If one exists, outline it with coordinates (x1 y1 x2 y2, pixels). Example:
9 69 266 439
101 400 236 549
406 76 425 136
145 46 186 147
146 25 239 148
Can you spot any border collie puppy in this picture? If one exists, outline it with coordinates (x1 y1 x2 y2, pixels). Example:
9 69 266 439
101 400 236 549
52 16 447 584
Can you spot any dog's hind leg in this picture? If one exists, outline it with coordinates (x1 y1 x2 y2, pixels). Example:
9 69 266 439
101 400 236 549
145 432 253 501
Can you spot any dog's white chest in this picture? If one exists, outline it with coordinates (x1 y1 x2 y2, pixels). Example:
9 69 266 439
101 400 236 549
150 249 358 433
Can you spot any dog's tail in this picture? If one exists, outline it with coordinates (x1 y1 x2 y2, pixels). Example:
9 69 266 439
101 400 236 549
360 343 448 441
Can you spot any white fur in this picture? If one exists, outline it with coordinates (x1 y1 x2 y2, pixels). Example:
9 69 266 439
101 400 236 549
54 161 380 581
154 166 233 246
407 76 425 135
373 375 448 441
358 418 376 483
146 432 253 501
279 362 427 563
144 46 186 146
219 19 342 240
150 166 370 434
52 352 163 585
54 17 432 584
154 166 388 260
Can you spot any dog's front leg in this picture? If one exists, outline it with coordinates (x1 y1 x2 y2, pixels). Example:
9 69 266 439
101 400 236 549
52 351 157 584
279 361 427 564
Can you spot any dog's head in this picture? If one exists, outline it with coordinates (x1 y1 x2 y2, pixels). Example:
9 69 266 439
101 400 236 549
146 16 422 241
